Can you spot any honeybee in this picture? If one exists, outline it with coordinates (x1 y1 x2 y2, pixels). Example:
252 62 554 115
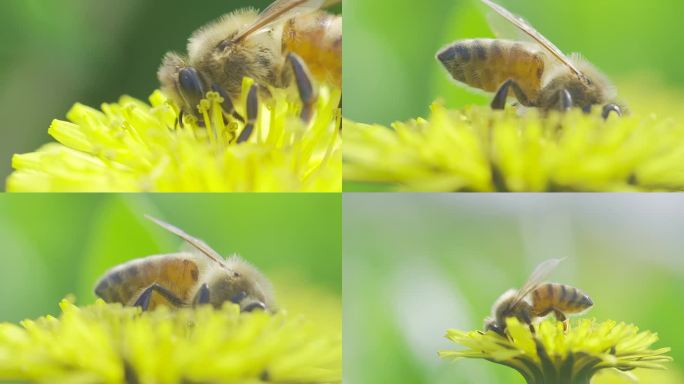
158 0 342 142
94 215 274 312
484 258 593 335
437 0 623 118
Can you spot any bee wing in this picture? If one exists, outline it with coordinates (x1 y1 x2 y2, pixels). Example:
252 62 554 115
480 0 585 81
145 215 224 265
232 0 340 43
508 258 564 308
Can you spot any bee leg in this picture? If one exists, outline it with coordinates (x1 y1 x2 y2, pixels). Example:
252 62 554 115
176 110 185 129
237 84 259 143
552 309 568 331
243 301 267 312
192 283 210 306
602 103 622 119
520 312 536 334
491 79 530 110
210 84 245 123
287 52 316 122
558 89 573 112
133 283 184 311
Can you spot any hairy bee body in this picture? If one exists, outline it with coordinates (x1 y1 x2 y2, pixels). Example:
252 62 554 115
484 259 593 335
283 11 342 88
437 0 623 116
437 39 545 103
158 1 341 119
94 253 203 309
531 282 593 316
159 9 284 108
94 216 275 312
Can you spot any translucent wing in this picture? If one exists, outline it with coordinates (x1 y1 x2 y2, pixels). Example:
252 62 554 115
508 258 564 308
145 215 224 265
232 0 340 43
480 0 586 82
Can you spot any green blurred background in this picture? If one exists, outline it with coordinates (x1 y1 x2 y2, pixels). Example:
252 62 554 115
0 0 341 189
344 194 684 383
344 0 684 125
0 194 341 326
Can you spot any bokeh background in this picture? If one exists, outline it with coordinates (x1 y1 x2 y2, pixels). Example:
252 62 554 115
344 0 684 124
0 0 341 189
344 194 684 383
0 193 341 332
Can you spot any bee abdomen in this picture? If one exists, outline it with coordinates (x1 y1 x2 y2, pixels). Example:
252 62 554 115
531 283 593 315
283 11 341 88
437 39 545 102
94 261 147 304
94 255 201 307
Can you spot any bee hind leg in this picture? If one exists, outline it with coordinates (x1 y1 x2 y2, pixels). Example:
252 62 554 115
552 309 569 331
237 84 259 143
133 283 184 311
491 80 530 110
287 52 317 122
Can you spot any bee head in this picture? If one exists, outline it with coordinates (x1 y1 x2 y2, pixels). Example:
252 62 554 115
483 317 506 336
482 288 520 335
207 255 275 312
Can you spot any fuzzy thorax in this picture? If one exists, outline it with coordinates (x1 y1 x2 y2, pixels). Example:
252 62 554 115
539 53 620 110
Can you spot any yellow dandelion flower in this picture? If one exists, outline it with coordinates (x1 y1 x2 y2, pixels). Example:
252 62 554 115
344 103 684 191
0 299 341 384
8 79 341 192
439 317 672 384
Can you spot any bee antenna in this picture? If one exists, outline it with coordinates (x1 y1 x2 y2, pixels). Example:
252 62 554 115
145 215 225 265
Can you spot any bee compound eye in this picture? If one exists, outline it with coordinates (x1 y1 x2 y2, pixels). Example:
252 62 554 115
243 301 266 312
178 67 206 99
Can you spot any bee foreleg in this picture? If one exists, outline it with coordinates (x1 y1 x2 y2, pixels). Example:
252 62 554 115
491 80 530 110
133 283 184 311
211 84 245 123
602 103 622 119
192 283 210 307
237 84 259 143
286 53 316 122
176 110 184 129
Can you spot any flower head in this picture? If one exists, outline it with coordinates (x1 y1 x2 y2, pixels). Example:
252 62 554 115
8 79 341 192
439 317 672 384
0 299 341 384
344 103 684 191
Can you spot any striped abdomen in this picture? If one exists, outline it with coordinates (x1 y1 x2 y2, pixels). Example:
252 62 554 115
283 11 341 88
94 254 200 308
437 39 545 104
530 283 593 316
